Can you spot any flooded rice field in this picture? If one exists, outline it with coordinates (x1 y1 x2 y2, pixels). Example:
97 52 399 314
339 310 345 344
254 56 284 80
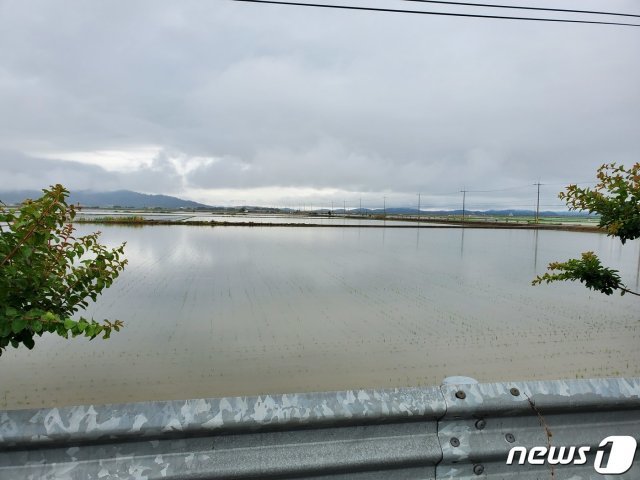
1 225 639 409
76 210 452 226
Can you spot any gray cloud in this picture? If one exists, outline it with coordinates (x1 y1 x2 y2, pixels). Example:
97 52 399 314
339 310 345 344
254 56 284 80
0 150 117 191
0 0 638 208
0 149 183 195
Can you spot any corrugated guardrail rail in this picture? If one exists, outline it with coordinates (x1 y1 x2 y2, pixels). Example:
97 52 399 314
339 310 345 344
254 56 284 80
1 377 639 479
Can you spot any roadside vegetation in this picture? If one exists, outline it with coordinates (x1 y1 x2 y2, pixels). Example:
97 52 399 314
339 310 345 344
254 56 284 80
0 185 127 355
533 163 640 297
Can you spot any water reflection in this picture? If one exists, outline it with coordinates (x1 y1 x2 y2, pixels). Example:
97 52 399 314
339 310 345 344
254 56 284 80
636 245 640 290
1 225 639 409
533 229 539 270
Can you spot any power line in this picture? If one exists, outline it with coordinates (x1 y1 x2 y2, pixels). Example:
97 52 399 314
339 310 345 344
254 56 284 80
542 180 599 187
396 0 640 19
466 184 534 193
428 180 598 195
460 203 567 207
231 0 640 27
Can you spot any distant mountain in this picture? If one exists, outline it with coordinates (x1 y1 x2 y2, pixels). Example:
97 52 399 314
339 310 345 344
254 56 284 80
0 189 211 209
0 190 595 215
318 207 593 217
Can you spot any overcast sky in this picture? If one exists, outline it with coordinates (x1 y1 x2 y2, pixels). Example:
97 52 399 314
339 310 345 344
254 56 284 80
0 0 638 209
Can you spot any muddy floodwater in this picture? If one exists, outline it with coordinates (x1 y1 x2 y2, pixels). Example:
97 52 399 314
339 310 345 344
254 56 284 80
2 225 639 409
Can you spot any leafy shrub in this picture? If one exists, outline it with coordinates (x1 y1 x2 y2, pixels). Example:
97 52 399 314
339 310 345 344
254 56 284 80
0 185 127 355
533 163 639 297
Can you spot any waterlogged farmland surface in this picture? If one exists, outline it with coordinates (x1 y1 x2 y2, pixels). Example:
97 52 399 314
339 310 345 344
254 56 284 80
2 226 639 409
76 210 451 226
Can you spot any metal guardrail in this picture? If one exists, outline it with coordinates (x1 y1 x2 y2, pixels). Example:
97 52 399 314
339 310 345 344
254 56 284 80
0 377 638 479
437 379 640 479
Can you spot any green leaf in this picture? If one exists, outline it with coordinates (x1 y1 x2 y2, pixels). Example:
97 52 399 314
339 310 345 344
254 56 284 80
0 322 11 336
11 318 27 334
85 325 96 337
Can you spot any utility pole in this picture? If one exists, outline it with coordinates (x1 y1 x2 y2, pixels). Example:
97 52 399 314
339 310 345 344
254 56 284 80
331 200 334 215
359 197 362 216
533 182 542 224
417 192 421 220
383 196 387 216
460 189 467 223
343 199 346 216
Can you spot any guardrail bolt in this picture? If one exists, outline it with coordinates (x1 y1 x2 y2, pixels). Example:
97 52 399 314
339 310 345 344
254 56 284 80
475 419 486 430
473 464 485 475
510 387 520 396
505 433 516 443
450 437 460 447
455 390 466 399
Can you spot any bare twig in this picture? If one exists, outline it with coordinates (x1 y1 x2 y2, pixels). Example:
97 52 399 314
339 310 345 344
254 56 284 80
620 286 640 297
525 393 555 480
